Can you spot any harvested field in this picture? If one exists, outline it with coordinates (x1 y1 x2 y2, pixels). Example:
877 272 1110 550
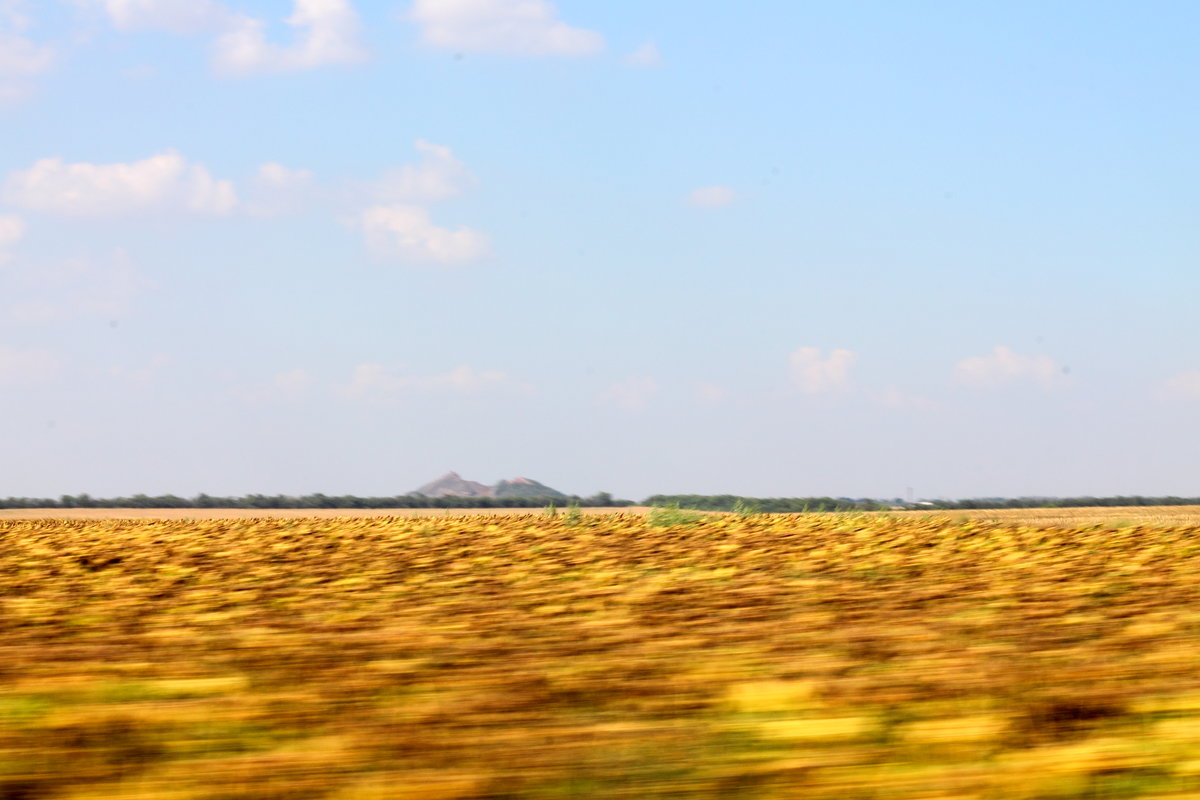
4 512 1200 798
0 507 651 521
893 505 1200 528
4 505 1197 527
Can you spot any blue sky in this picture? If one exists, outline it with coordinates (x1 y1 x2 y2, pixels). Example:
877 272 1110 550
1 0 1197 501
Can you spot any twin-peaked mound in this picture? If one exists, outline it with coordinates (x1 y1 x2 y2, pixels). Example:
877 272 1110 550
414 472 567 499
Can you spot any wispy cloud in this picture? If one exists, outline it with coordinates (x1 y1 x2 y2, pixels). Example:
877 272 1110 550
0 1 55 105
954 345 1064 389
255 162 313 190
789 347 855 394
1160 370 1200 400
686 185 736 208
108 354 171 387
875 384 934 410
599 377 660 412
369 139 477 204
0 213 24 261
409 0 603 56
0 343 60 384
246 139 476 219
2 249 150 324
245 162 315 217
80 0 235 34
694 381 728 405
237 367 313 405
338 363 530 403
623 40 661 68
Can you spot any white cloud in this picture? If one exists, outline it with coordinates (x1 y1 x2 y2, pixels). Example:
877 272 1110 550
358 204 489 264
0 81 29 106
0 344 60 384
108 354 170 386
81 0 235 33
954 345 1063 389
239 367 313 404
875 384 933 410
789 347 855 394
372 139 476 203
410 0 603 56
3 249 150 323
256 162 313 190
244 145 474 219
274 367 313 394
687 185 736 208
599 377 660 412
1161 370 1200 400
623 40 661 68
0 1 54 104
82 0 366 75
339 363 528 403
0 0 29 29
349 141 488 264
0 29 53 76
245 161 315 216
0 213 24 261
212 0 367 75
694 381 728 405
3 150 237 216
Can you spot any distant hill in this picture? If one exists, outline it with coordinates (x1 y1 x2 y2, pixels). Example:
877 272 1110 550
412 472 567 499
414 472 493 498
493 477 567 499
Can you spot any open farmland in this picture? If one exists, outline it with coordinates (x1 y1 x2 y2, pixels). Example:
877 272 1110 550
3 505 1198 527
4 513 1200 799
893 505 1200 529
0 507 652 521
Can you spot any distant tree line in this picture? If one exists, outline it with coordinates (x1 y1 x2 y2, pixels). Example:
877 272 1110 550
2 492 1197 512
646 494 1200 513
643 495 889 513
924 496 1200 510
0 492 634 510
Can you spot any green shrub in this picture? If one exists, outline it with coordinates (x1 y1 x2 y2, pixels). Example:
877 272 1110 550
732 499 760 517
647 503 705 527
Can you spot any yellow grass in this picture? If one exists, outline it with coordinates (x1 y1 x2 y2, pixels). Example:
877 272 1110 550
5 511 1200 797
891 504 1200 528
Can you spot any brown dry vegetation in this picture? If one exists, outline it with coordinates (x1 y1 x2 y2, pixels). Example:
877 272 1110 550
4 512 1200 798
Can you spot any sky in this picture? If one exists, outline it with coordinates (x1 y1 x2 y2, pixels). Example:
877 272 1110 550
1 0 1198 502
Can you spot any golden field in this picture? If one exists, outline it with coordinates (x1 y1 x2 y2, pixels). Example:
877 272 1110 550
4 512 1200 798
894 505 1200 529
0 507 652 521
3 504 1198 528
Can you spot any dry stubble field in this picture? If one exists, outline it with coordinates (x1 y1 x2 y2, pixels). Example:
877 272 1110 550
0 508 652 521
3 505 1198 527
894 506 1200 529
4 509 1200 799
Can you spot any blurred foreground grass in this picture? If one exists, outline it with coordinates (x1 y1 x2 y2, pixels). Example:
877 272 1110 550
3 513 1200 798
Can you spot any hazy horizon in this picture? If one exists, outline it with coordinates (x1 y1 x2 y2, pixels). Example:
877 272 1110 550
2 2 1198 501
9 471 1200 505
